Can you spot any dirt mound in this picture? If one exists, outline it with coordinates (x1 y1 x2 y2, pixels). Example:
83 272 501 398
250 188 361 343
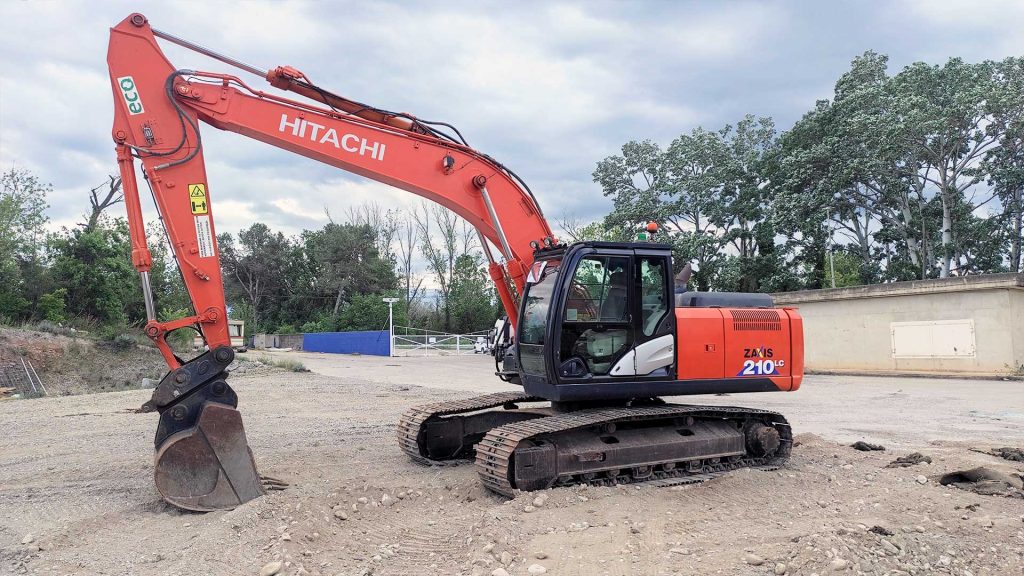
886 452 933 468
939 466 1024 497
985 447 1024 462
0 327 168 396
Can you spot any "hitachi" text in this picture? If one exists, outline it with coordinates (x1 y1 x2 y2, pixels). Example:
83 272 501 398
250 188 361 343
278 114 386 161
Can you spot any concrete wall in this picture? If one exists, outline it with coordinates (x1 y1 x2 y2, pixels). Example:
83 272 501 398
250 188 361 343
253 333 304 350
773 273 1024 375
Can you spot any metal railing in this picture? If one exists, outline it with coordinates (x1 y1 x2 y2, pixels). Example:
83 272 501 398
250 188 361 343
391 325 491 356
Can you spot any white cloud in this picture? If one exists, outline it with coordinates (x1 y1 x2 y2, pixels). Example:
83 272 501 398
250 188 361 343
2 0 1023 249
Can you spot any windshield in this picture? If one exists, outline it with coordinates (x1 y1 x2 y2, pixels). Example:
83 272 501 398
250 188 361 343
519 260 560 345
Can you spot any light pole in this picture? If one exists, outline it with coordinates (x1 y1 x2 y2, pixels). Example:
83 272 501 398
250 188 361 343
382 297 399 357
827 209 836 288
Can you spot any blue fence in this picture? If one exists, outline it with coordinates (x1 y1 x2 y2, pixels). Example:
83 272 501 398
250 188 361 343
303 330 390 356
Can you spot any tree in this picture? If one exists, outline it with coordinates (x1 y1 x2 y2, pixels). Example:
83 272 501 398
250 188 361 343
713 115 779 292
595 138 723 290
556 214 632 243
146 226 191 314
305 222 396 316
336 291 408 332
219 223 292 332
891 58 1004 277
0 168 51 319
415 201 473 330
827 52 930 280
772 101 843 288
595 117 782 292
986 56 1024 273
824 251 864 289
395 214 424 315
48 216 139 324
343 201 399 264
448 253 498 333
84 176 123 232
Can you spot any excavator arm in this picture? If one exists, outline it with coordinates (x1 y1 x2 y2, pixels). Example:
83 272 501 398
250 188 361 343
107 13 555 510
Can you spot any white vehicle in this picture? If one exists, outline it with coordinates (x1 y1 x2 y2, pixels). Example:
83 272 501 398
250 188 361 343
473 336 489 354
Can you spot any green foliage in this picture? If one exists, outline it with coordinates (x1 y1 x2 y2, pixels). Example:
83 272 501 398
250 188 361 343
275 324 299 335
590 51 1024 291
48 216 139 324
31 319 76 337
38 289 67 323
824 251 864 288
219 223 293 333
109 333 137 351
300 319 331 333
595 116 780 292
448 254 498 333
219 221 399 335
159 306 196 352
336 292 407 332
0 168 51 321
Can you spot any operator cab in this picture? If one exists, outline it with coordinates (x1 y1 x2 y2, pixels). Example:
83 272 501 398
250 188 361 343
515 241 779 402
517 242 675 399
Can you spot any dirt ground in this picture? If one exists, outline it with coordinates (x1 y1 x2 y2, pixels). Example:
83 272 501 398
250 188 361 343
2 352 1023 576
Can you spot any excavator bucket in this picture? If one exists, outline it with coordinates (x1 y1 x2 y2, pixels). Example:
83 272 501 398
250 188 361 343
145 346 265 511
154 403 263 511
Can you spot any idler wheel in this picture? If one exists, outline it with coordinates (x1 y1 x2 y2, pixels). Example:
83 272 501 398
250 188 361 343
745 423 781 457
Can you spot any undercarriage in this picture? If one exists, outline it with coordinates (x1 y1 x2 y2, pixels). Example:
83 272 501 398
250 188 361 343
398 392 791 496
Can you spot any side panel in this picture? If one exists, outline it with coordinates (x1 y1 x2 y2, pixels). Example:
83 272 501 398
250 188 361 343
723 309 795 390
675 308 726 379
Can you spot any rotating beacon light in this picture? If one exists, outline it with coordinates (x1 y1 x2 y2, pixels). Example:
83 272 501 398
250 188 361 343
637 221 659 242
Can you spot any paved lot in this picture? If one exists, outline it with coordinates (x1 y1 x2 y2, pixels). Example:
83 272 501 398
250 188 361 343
261 350 1024 447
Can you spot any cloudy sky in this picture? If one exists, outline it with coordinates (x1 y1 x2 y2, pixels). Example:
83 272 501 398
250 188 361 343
3 0 1024 239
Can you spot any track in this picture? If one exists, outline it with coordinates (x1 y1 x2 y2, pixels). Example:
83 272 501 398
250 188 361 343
399 394 791 496
396 391 541 465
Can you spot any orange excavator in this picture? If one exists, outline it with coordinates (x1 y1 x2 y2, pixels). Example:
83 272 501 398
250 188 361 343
107 14 803 511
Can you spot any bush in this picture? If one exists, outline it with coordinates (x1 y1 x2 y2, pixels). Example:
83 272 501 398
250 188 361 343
31 319 76 337
110 333 137 351
67 316 100 334
300 320 329 333
38 289 68 323
256 355 308 372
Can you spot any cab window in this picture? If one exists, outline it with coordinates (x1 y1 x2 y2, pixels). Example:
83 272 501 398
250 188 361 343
560 255 631 377
564 256 630 322
639 257 669 336
519 261 560 345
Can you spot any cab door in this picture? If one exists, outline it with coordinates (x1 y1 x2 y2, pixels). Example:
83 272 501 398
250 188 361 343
610 249 675 378
555 251 635 381
552 246 676 382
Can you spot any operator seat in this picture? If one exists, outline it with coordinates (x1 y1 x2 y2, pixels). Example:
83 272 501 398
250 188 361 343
600 270 627 320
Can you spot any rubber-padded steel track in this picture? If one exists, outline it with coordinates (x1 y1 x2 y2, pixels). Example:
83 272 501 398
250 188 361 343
397 391 541 465
474 404 791 496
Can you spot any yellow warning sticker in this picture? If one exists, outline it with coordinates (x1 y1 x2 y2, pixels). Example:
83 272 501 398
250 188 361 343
188 183 208 215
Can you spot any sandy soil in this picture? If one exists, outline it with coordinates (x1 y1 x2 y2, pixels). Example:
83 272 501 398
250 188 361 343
2 353 1023 576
